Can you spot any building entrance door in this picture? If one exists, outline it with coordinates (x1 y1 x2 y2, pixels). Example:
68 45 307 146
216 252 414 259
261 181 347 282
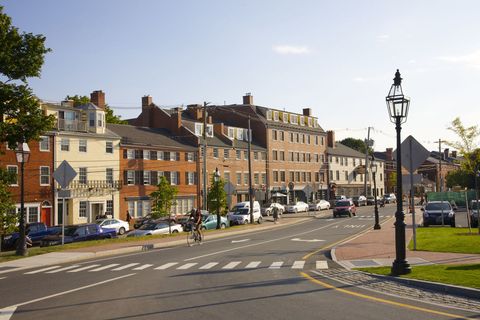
41 207 51 226
91 203 104 222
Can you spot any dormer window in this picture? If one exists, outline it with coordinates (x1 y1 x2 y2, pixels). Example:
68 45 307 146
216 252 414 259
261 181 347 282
195 123 203 136
290 115 298 124
237 129 243 140
300 116 305 126
283 112 288 123
97 112 104 127
273 111 279 121
266 110 272 120
89 112 95 127
308 118 313 127
228 127 235 139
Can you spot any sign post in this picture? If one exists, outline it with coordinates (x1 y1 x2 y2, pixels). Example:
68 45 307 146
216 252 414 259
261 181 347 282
53 160 77 245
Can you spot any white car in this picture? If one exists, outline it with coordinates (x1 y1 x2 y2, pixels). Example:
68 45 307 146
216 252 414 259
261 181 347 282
96 218 130 235
127 222 183 237
229 201 263 225
286 201 309 213
308 200 331 211
262 203 285 216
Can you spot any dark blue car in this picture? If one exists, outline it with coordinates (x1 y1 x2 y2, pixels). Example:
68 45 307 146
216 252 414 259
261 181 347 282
40 223 116 247
2 222 59 250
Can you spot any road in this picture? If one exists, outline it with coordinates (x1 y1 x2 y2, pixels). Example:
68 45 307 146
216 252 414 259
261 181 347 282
0 205 478 320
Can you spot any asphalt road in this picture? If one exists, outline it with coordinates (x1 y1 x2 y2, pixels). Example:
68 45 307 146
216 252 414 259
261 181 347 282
0 205 478 320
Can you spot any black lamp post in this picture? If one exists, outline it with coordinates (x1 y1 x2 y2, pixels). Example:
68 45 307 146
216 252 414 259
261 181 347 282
371 161 381 230
386 69 411 275
214 167 221 229
15 142 30 256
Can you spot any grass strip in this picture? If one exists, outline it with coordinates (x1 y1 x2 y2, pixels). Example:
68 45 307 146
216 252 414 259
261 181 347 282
409 227 480 254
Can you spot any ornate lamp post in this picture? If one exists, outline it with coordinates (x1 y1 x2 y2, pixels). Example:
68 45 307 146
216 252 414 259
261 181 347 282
15 142 30 256
214 167 221 229
386 69 411 275
371 161 381 230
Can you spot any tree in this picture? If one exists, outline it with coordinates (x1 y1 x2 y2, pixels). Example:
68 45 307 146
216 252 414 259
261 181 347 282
446 117 480 173
207 173 227 229
0 168 15 252
340 137 372 155
65 94 128 124
446 169 474 189
150 176 178 233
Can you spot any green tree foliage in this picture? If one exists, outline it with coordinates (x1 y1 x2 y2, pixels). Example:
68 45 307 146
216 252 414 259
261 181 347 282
150 176 178 220
65 94 127 124
207 173 227 229
0 168 16 251
446 117 480 173
446 169 474 189
340 137 372 154
0 6 55 149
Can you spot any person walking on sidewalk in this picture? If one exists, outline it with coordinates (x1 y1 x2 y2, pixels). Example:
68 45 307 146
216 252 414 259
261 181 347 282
273 203 279 224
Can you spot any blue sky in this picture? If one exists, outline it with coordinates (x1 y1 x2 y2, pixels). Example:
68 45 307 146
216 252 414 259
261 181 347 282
3 0 480 151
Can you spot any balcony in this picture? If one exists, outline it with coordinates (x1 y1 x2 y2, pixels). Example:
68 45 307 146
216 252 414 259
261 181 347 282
68 180 122 190
56 119 88 132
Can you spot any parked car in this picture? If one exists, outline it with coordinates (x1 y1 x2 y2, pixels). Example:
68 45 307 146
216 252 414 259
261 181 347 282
96 218 130 235
228 201 262 225
333 200 357 218
383 193 397 204
286 201 309 213
262 203 285 216
352 196 367 207
127 222 183 237
40 224 117 247
202 215 229 230
133 214 153 229
470 200 479 227
309 200 331 211
2 222 60 250
421 201 456 227
366 196 375 205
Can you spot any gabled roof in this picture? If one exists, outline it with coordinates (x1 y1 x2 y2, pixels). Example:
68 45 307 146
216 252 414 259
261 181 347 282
76 102 102 111
328 143 368 158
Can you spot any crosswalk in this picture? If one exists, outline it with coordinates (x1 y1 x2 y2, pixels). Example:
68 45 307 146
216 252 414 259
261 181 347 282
23 260 332 275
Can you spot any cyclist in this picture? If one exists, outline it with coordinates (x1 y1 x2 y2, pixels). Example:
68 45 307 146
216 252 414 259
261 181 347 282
272 201 279 224
189 208 203 242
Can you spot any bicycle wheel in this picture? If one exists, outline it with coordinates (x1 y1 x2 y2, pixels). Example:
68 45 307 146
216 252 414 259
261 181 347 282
197 230 203 244
187 230 194 246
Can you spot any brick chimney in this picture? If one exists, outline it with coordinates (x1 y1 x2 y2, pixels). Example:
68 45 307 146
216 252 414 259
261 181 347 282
443 148 449 160
171 107 182 133
142 95 152 108
90 90 105 109
303 108 312 116
386 148 393 161
187 104 203 120
327 130 335 148
243 93 253 105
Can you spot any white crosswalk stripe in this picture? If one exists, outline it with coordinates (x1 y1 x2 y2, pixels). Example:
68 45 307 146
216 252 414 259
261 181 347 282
177 263 197 270
68 265 101 273
316 261 328 269
133 264 153 270
245 261 261 269
291 261 305 269
25 266 61 274
112 263 140 271
89 264 120 272
269 262 284 269
199 262 218 269
46 265 80 274
222 261 241 269
155 262 178 270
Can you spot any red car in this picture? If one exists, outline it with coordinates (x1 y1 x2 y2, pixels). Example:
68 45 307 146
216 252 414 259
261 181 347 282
333 200 357 218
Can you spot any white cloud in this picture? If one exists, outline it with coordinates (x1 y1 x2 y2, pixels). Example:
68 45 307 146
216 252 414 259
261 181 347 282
273 45 310 55
438 50 480 69
377 34 390 41
353 77 367 82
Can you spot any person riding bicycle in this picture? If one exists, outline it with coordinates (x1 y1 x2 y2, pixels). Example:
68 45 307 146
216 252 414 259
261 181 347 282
189 208 203 241
272 202 279 224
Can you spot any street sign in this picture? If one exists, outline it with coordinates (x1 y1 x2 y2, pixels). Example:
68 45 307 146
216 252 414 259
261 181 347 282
393 135 430 173
224 181 236 195
53 160 77 189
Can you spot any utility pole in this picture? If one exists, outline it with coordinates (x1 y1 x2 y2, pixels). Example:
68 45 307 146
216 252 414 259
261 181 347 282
248 116 254 224
364 127 372 196
437 138 445 226
202 102 208 210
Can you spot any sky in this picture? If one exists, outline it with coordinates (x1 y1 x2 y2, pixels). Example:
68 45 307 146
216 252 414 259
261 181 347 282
3 0 480 152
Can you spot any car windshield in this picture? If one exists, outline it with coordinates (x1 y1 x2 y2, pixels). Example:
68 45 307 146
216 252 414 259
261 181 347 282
64 226 79 236
95 219 106 225
426 203 451 211
235 208 249 215
139 223 156 230
155 224 168 229
336 201 350 207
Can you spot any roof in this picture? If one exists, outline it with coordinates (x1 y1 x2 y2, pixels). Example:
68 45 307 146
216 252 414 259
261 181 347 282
327 143 367 158
76 102 101 111
107 124 197 151
55 128 120 140
255 106 326 133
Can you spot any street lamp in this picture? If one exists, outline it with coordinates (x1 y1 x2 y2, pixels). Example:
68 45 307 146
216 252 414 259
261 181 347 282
214 167 221 229
386 69 411 275
371 161 381 230
15 142 30 256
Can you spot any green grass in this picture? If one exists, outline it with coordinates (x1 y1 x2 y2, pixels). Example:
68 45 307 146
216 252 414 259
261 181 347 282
357 264 480 289
409 227 480 254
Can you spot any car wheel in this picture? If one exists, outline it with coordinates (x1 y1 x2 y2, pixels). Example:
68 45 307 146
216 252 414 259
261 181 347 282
257 216 263 224
244 220 249 224
172 229 179 233
221 223 226 229
118 227 126 235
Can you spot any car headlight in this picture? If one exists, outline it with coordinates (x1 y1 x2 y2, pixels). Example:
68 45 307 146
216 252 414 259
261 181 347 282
448 211 454 217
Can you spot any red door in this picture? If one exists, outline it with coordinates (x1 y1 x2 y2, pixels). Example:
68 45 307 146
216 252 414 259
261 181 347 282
41 207 51 226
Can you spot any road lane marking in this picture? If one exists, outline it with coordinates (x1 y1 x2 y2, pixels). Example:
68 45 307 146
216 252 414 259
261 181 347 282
89 264 120 272
46 265 80 274
269 262 284 269
231 239 250 243
0 273 136 320
302 272 471 320
133 264 153 270
292 261 305 269
316 261 328 269
112 263 140 271
199 262 218 269
67 265 101 273
0 277 5 280
245 261 261 268
155 262 178 270
177 263 197 270
24 266 61 274
291 238 325 242
222 261 241 269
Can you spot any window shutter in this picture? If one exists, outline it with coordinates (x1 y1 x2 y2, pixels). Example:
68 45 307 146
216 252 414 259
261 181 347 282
177 172 181 185
123 149 127 159
176 152 180 161
123 171 128 185
194 172 198 185
165 171 171 183
150 150 157 160
151 171 158 185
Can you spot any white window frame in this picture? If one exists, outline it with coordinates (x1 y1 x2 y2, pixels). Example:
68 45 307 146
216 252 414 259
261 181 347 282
170 171 178 185
143 170 151 185
127 170 135 185
195 123 203 136
308 118 313 127
39 136 50 152
283 112 288 123
79 201 87 218
79 167 87 184
40 166 50 186
157 151 164 160
206 124 214 137
7 165 18 186
106 168 113 184
266 110 272 120
290 115 298 124
300 116 305 126
127 149 135 159
61 138 70 151
106 141 113 154
144 150 150 160
228 127 235 139
273 111 279 121
187 172 195 185
236 129 243 140
187 152 194 162
79 139 87 153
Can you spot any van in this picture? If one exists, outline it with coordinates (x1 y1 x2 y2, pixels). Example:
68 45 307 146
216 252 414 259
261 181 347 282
228 201 262 225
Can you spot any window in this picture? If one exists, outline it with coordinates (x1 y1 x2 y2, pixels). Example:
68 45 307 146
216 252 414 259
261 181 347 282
228 127 235 139
236 129 244 140
89 112 95 127
290 114 298 124
345 158 348 166
272 150 278 161
340 157 344 166
224 172 230 182
206 125 214 137
144 171 151 185
380 173 383 181
106 142 113 154
315 136 319 145
244 150 248 160
302 172 306 182
279 131 284 141
345 171 348 181
261 173 266 184
27 207 39 223
308 118 313 127
170 171 179 185
243 172 248 185
336 170 340 180
290 171 295 182
329 170 333 180
150 150 157 160
224 149 229 159
106 200 113 216
79 201 87 218
186 152 194 161
7 166 18 185
353 158 356 166
157 151 164 160
279 151 285 161
254 173 259 185
79 167 87 184
135 149 143 159
301 134 305 144
307 172 311 182
280 171 285 182
40 166 50 185
315 154 319 162
283 112 288 123
273 111 279 121
97 112 103 127
254 151 258 160
236 173 242 185
307 135 311 144
236 150 241 160
127 149 135 159
336 157 339 164
187 172 195 185
39 136 49 151
137 201 143 217
296 172 301 182
273 171 279 182
79 139 87 152
213 148 219 158
289 132 294 142
321 136 324 145
321 155 325 163
289 152 294 161
300 116 305 126
127 170 135 185
144 150 150 160
195 123 203 136
106 168 113 184
315 172 320 182
295 133 299 143
261 152 267 160
302 153 306 162
266 110 272 120
61 138 70 151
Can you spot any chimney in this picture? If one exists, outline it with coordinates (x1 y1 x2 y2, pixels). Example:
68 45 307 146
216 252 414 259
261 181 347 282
386 148 393 161
187 104 203 120
171 107 182 132
142 95 152 108
243 93 253 105
443 148 449 160
90 90 105 109
451 150 457 158
327 130 335 148
303 108 312 116
61 100 75 108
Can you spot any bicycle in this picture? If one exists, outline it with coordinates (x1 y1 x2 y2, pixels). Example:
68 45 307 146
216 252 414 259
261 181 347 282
186 222 203 246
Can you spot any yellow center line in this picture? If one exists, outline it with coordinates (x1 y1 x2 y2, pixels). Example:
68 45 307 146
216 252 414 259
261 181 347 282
301 272 473 319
